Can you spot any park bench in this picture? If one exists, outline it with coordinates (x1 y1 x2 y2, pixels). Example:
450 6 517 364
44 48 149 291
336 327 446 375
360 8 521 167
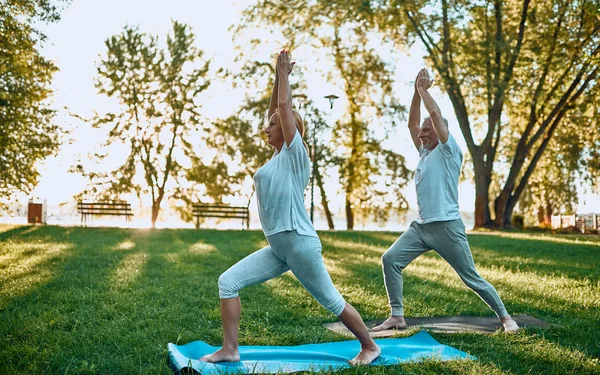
77 201 133 227
192 204 249 229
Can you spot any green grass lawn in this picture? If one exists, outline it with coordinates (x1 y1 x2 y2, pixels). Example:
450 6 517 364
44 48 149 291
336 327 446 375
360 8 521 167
1 224 599 374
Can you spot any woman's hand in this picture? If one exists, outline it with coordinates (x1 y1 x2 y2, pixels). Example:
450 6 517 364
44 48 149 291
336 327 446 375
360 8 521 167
277 50 295 76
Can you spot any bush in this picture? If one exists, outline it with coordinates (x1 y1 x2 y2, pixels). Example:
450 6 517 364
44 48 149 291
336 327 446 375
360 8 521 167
512 214 524 229
555 225 582 234
524 226 553 233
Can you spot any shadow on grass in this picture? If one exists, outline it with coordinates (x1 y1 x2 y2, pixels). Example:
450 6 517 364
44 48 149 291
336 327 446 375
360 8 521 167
148 230 345 343
0 226 139 373
323 233 600 315
0 225 42 242
2 227 599 375
467 234 600 282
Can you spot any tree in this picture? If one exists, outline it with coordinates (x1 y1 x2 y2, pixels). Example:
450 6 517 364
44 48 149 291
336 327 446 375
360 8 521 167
0 0 70 199
238 1 413 229
301 100 337 229
367 0 600 228
77 22 210 228
516 96 600 226
512 141 579 227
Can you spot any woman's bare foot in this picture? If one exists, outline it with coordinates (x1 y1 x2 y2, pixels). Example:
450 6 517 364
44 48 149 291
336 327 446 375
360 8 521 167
349 343 381 366
371 316 407 332
200 348 240 363
500 316 520 333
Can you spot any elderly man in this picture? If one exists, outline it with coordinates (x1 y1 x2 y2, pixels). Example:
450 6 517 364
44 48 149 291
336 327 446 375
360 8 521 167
373 69 519 333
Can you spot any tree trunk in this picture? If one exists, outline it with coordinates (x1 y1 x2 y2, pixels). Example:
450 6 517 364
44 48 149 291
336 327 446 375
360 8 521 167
473 159 493 228
315 166 334 230
537 205 545 225
544 203 553 226
493 191 511 228
346 132 357 231
151 193 164 228
345 196 354 230
503 195 517 228
151 204 159 228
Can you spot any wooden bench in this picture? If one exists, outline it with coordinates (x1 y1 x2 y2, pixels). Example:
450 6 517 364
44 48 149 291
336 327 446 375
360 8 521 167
192 204 249 229
78 201 133 227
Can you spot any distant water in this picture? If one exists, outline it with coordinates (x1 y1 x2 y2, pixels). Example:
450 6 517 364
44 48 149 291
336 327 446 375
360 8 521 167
0 209 475 231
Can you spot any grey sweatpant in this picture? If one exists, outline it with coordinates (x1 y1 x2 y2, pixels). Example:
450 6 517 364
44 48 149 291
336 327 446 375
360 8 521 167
382 219 508 318
218 230 346 316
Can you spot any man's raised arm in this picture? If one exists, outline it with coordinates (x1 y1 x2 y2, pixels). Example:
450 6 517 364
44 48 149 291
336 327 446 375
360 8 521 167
417 68 448 144
408 71 422 151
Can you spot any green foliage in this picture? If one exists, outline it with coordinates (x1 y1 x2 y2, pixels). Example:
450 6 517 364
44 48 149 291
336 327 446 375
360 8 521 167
515 133 579 225
329 26 412 227
1 224 600 374
491 0 600 224
0 0 70 199
76 21 210 227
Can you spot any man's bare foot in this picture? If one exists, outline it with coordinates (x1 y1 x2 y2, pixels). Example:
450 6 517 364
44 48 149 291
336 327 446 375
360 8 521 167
200 348 240 363
371 316 407 332
501 316 520 333
349 344 381 366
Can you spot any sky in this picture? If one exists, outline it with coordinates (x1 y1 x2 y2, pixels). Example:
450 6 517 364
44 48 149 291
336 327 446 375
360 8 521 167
14 0 599 228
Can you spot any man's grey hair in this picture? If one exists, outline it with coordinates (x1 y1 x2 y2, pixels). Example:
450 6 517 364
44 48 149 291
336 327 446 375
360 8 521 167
423 116 449 127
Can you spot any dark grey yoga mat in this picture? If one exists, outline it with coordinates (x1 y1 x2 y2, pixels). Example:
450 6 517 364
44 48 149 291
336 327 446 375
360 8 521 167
323 315 549 336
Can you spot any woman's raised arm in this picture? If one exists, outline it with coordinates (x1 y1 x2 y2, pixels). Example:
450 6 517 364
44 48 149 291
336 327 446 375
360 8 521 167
276 50 297 147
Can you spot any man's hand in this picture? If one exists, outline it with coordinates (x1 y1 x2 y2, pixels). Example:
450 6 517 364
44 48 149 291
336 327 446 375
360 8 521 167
416 68 433 91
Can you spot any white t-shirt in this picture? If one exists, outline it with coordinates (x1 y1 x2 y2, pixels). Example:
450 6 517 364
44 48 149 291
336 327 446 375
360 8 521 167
253 131 318 238
415 133 463 224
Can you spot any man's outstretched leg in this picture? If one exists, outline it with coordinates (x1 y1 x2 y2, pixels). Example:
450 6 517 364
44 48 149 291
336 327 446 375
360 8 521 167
429 219 520 332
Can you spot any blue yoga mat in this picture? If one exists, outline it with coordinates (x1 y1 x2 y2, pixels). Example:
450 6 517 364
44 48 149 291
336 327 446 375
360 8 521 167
168 331 475 374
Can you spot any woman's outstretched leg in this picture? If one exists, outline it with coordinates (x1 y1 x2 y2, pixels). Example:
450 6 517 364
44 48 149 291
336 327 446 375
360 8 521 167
281 232 381 365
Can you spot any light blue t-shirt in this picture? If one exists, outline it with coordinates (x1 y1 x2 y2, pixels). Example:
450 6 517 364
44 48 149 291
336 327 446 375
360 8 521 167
253 131 318 238
415 133 463 224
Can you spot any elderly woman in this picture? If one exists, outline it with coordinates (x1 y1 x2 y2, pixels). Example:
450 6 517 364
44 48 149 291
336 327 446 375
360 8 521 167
201 50 380 365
